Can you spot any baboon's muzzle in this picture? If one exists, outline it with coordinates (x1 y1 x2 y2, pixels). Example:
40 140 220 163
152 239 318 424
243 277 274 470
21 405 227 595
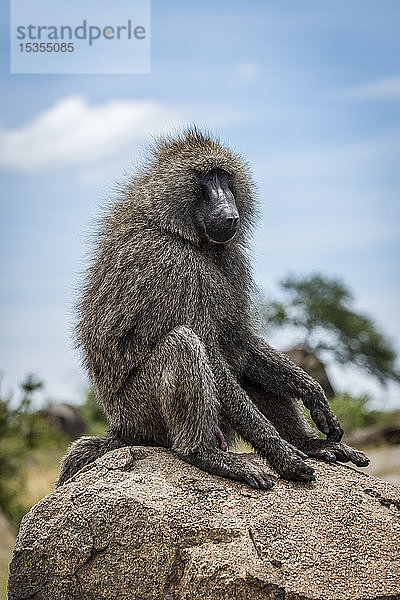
201 169 240 244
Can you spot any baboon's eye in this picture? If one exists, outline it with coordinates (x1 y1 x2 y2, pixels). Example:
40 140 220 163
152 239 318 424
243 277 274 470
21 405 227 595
198 169 234 206
217 169 234 189
199 181 211 204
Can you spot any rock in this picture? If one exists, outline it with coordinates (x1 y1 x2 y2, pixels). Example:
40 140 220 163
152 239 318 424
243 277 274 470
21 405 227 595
8 447 400 600
45 403 86 438
284 345 335 399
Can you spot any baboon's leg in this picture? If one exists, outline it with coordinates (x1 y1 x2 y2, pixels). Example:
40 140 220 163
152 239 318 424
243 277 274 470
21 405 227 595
245 336 344 441
244 383 369 467
131 326 275 490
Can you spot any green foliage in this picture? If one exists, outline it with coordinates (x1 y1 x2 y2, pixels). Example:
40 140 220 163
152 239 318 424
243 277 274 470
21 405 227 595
329 393 400 434
0 377 109 528
0 396 26 526
329 394 371 433
0 376 67 526
0 377 108 528
260 273 400 386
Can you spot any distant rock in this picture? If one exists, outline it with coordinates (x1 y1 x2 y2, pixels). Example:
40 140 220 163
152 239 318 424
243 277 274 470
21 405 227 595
8 447 400 600
284 345 335 399
45 403 86 438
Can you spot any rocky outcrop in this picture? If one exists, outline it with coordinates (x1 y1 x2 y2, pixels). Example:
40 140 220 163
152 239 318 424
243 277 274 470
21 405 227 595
45 403 86 438
8 447 400 600
284 346 335 399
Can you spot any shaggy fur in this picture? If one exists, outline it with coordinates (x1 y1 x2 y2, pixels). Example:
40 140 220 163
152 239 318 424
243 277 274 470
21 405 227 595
57 130 369 488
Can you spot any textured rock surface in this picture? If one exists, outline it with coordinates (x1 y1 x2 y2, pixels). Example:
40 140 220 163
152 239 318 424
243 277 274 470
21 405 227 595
8 447 400 600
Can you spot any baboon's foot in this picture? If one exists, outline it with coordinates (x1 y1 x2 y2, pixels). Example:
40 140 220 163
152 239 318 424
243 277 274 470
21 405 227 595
176 448 275 490
262 438 316 483
301 439 370 467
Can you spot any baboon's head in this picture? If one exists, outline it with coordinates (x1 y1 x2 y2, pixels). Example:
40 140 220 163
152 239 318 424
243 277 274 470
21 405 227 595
129 128 256 247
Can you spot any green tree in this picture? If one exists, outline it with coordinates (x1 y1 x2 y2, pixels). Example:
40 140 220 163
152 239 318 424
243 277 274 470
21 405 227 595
260 273 400 386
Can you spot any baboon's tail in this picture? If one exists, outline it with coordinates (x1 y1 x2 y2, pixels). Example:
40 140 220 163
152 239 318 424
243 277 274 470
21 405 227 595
56 434 124 487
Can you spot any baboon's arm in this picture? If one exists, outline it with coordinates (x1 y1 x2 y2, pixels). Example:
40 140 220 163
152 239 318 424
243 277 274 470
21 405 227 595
244 336 343 442
210 353 315 482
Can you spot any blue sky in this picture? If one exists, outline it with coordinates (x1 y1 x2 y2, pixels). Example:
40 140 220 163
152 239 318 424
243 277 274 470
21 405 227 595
0 0 399 409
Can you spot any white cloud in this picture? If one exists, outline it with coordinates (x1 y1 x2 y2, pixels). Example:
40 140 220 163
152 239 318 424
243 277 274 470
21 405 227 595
0 96 252 184
334 76 400 101
0 96 181 172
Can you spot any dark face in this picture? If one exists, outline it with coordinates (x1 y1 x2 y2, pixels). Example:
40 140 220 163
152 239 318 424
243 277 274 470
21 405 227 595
198 169 240 244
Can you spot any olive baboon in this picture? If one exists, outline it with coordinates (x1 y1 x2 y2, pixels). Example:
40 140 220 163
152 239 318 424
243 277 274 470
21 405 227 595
57 129 369 489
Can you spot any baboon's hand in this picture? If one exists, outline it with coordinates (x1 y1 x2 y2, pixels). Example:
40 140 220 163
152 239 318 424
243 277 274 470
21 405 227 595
264 438 316 483
309 407 343 442
305 386 344 442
